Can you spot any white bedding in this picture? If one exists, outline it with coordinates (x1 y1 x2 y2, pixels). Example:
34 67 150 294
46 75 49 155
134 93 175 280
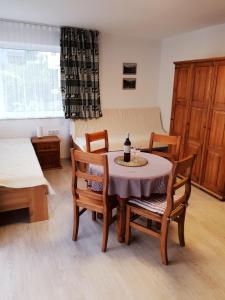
0 138 53 194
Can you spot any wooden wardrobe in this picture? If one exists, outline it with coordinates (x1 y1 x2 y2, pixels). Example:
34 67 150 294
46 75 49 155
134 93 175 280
170 57 225 200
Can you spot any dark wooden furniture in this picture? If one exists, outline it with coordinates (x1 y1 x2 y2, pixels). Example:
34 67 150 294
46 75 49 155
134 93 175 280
149 132 181 161
125 155 195 265
85 130 109 154
170 57 225 200
32 136 61 170
71 149 118 252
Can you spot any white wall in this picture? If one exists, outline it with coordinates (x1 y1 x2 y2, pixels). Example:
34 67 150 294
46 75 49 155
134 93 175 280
0 33 162 157
158 22 225 131
0 118 70 158
100 33 161 108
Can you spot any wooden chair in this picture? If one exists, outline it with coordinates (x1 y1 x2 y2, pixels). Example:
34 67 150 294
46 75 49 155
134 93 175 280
85 130 109 154
71 149 117 252
85 130 109 220
125 154 196 265
149 132 181 161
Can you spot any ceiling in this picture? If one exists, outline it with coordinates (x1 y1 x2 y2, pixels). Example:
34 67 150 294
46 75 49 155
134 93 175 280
1 0 225 39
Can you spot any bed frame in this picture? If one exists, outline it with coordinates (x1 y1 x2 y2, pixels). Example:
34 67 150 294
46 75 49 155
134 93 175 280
0 185 48 222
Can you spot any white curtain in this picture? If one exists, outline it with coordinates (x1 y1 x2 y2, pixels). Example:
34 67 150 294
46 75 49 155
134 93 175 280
0 19 60 51
0 20 63 119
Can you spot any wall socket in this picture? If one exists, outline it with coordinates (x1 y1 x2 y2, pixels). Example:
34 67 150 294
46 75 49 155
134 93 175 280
48 129 60 135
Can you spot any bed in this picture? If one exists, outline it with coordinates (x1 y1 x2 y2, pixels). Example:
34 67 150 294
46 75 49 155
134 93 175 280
0 138 53 222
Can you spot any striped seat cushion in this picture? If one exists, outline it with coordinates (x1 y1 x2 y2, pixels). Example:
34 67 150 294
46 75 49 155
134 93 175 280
128 194 167 215
128 192 185 215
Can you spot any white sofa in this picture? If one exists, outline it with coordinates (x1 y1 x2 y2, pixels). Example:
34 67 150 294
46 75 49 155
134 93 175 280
70 107 166 152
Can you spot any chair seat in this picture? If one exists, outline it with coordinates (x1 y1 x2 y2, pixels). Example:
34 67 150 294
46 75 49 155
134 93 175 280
128 194 167 215
128 193 183 215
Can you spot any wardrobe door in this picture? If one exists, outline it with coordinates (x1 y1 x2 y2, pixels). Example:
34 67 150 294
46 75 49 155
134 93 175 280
202 60 225 198
183 62 214 183
170 64 192 157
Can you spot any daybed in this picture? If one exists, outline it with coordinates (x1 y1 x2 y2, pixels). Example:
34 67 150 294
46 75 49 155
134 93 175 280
0 138 52 222
70 107 166 151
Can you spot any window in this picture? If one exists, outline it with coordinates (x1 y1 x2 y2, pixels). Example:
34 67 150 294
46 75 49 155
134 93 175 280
0 20 62 119
0 48 63 119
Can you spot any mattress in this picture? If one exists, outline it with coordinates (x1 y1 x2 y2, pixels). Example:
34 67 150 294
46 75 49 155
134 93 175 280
0 138 53 193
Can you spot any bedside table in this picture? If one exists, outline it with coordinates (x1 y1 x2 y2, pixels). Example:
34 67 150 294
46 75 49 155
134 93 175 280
31 136 61 170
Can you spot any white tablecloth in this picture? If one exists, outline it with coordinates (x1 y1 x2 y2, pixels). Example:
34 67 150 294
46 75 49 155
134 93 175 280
89 151 172 198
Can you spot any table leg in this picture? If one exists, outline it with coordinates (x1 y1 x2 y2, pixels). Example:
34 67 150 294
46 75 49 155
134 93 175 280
116 197 127 243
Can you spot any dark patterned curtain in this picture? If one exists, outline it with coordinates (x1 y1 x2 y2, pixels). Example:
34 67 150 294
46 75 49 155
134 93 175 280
60 27 102 119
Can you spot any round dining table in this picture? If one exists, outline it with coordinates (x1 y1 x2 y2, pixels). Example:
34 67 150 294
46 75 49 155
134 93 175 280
89 151 172 242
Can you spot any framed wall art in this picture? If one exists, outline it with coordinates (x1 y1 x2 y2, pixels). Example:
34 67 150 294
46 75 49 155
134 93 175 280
123 63 137 75
123 78 136 89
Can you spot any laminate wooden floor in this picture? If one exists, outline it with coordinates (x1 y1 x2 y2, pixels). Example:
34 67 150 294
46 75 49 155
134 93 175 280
1 160 225 300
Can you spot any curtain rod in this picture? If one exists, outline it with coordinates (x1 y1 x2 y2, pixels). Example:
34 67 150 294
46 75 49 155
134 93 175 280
0 18 60 30
0 18 98 32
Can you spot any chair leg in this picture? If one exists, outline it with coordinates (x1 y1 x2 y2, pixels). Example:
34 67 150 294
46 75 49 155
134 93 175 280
155 222 161 231
92 211 96 221
178 209 186 247
97 213 103 219
125 206 131 245
147 219 152 229
160 219 170 265
72 204 79 241
109 210 113 223
102 211 109 252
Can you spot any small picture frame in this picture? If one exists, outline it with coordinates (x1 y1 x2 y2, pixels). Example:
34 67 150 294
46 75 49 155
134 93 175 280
123 63 137 75
123 78 136 90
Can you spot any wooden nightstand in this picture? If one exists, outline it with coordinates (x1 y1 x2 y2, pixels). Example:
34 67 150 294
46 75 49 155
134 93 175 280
31 136 61 170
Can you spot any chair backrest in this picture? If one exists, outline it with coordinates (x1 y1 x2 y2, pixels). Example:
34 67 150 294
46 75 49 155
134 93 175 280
149 132 181 161
71 149 109 207
85 130 109 153
164 154 196 217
